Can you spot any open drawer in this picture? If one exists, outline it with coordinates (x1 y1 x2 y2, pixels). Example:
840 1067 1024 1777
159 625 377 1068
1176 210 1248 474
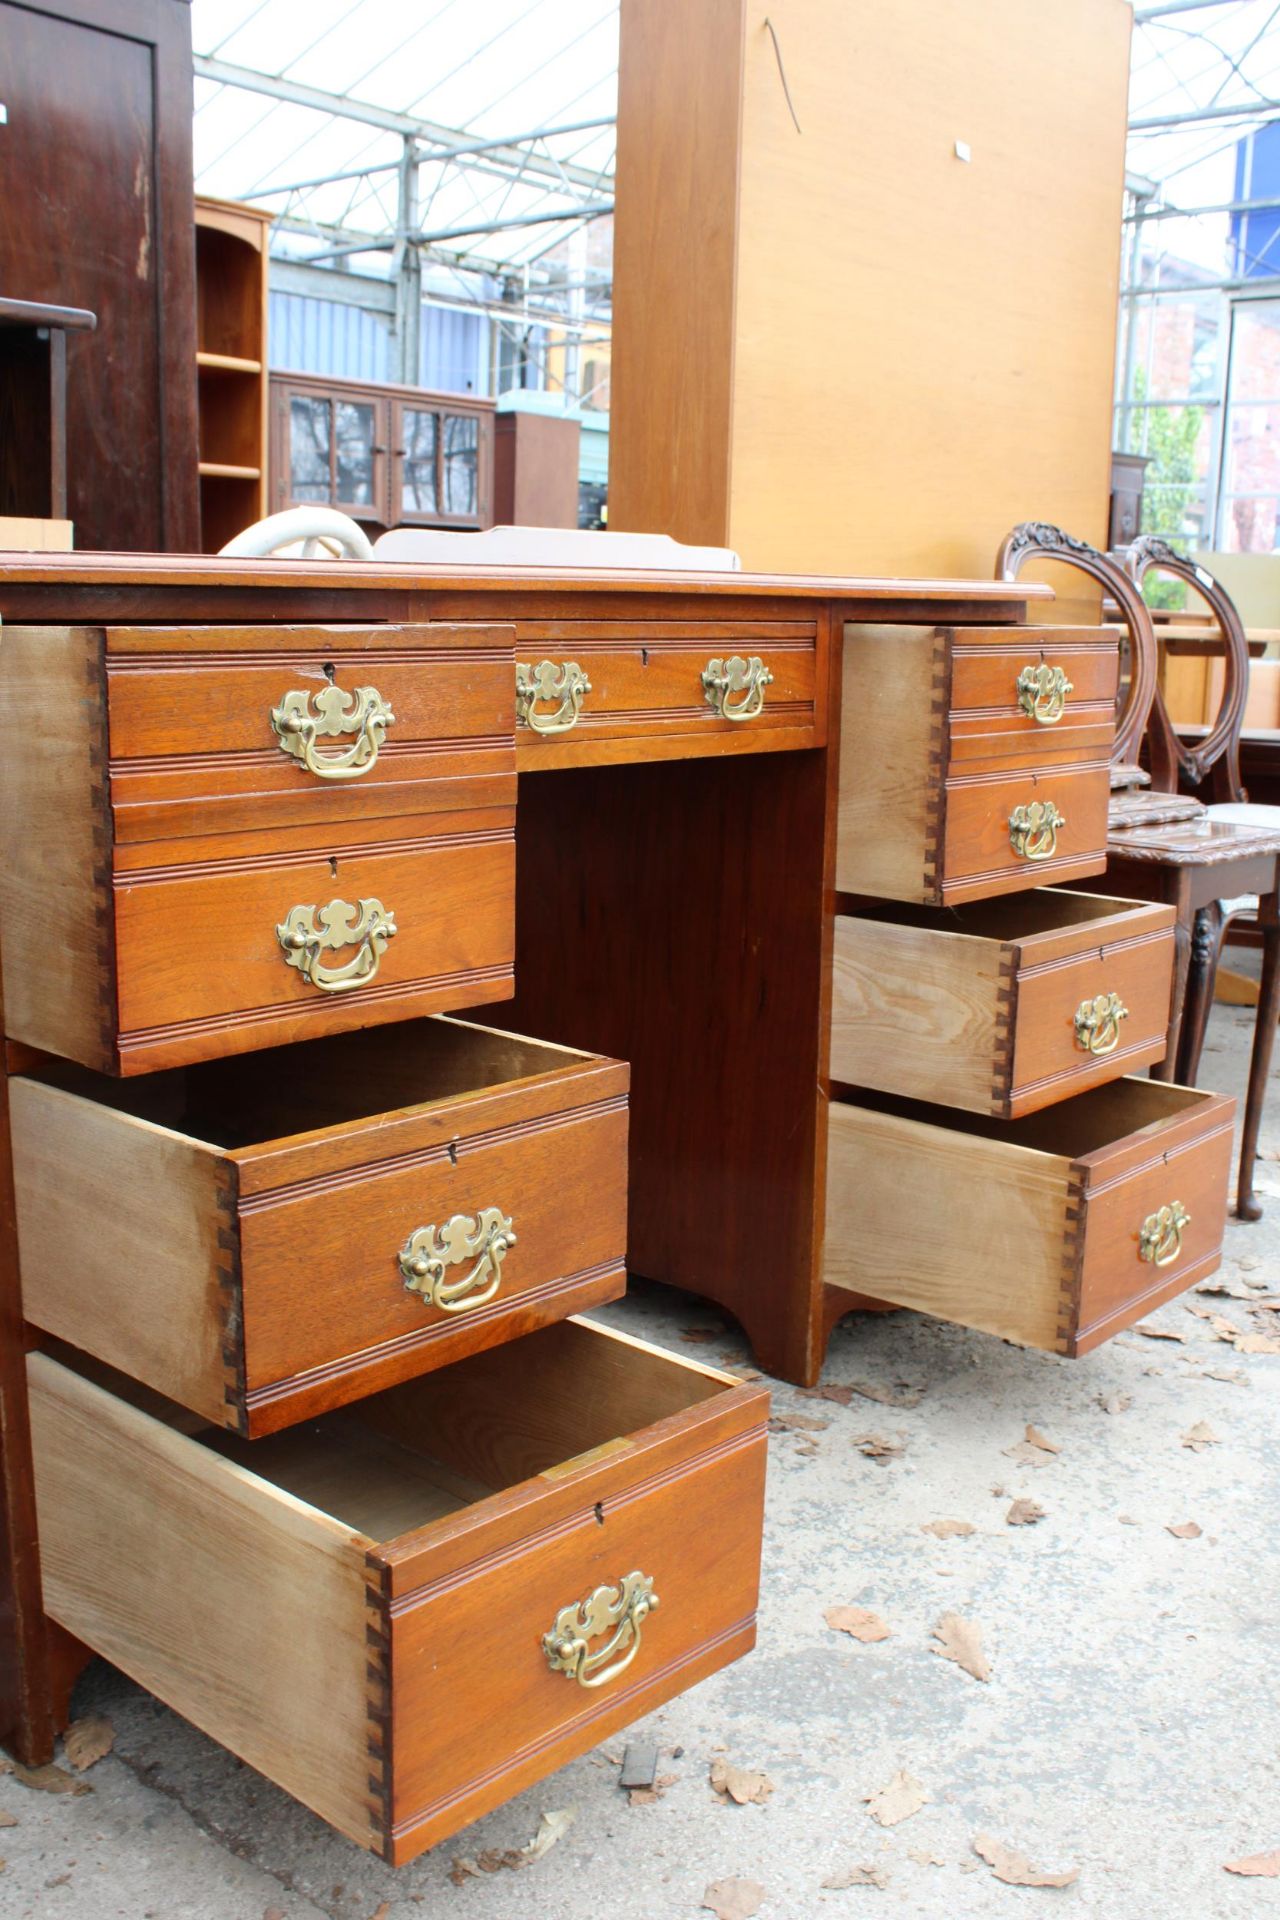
830 890 1176 1118
27 1322 769 1863
824 1078 1234 1355
13 1018 628 1436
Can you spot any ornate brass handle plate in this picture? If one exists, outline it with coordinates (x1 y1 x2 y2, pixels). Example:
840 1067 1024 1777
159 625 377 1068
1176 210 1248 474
542 1571 658 1689
1009 799 1066 862
1015 662 1074 725
702 654 774 723
276 897 396 993
516 660 592 735
398 1207 516 1313
1138 1201 1191 1268
1074 991 1129 1056
270 685 394 779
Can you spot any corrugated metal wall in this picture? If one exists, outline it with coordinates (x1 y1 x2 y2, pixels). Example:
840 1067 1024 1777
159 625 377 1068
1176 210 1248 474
269 292 392 382
269 290 491 396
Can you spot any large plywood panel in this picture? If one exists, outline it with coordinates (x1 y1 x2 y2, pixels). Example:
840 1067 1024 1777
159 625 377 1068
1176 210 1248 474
611 0 1131 580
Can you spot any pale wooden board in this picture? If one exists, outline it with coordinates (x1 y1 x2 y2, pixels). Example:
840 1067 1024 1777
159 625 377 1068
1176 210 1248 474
0 626 107 1064
837 626 938 899
0 517 73 551
12 1078 230 1425
727 0 1131 574
829 912 1003 1112
824 1099 1072 1350
27 1354 377 1849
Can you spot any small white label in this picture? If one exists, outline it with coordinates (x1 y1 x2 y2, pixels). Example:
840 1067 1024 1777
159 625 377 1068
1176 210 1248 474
954 139 971 162
0 105 8 125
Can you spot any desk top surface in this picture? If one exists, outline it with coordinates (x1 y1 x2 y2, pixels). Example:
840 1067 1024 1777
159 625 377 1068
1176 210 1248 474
0 549 1048 613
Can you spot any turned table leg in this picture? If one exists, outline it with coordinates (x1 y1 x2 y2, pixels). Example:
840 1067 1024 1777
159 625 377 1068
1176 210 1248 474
1238 887 1280 1222
1177 901 1227 1086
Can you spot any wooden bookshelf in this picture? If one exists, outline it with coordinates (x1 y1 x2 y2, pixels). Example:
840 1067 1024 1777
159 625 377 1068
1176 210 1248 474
194 196 271 553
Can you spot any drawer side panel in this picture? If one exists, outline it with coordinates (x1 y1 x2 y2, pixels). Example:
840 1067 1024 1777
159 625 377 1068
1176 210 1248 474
838 626 947 901
824 1099 1072 1350
829 913 1007 1113
26 1355 378 1848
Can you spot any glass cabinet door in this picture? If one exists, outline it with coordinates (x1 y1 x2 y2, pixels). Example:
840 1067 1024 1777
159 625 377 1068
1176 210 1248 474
442 413 480 515
288 394 332 501
333 398 378 510
399 405 439 516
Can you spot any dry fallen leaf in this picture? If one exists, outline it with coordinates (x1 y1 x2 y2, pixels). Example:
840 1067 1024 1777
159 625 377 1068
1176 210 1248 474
1196 1278 1257 1301
1181 1420 1221 1451
0 1814 14 1829
1225 1850 1280 1877
1135 1321 1186 1342
865 1768 926 1827
799 1383 855 1406
9 1762 90 1797
770 1412 828 1434
519 1807 576 1863
1024 1424 1060 1453
849 1378 925 1410
824 1605 892 1643
448 1858 480 1886
63 1715 114 1772
853 1431 905 1461
1002 1443 1056 1470
1118 1513 1138 1525
908 1848 947 1867
1098 1392 1133 1414
1167 1520 1203 1539
263 1909 287 1920
1006 1498 1046 1527
709 1758 774 1806
703 1879 764 1920
932 1613 991 1682
973 1834 1078 1888
921 1518 975 1539
1234 1332 1280 1355
822 1862 891 1888
368 1904 391 1920
1185 1304 1241 1341
628 1771 678 1808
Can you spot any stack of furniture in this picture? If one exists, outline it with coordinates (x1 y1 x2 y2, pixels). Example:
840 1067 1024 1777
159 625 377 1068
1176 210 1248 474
195 197 271 553
0 548 1238 1858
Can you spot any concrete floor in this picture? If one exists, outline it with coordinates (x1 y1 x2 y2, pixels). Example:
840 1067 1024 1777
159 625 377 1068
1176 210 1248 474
5 990 1280 1919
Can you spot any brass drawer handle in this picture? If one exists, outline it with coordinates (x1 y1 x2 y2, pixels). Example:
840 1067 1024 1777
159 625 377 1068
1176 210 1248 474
1009 799 1065 861
516 660 592 735
1015 662 1074 725
702 654 773 723
1074 991 1129 1056
543 1571 658 1689
271 686 394 779
276 896 397 993
1138 1201 1191 1267
398 1206 516 1313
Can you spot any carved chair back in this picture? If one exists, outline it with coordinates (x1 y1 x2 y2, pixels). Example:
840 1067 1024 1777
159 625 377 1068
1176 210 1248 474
1123 535 1249 805
995 521 1159 783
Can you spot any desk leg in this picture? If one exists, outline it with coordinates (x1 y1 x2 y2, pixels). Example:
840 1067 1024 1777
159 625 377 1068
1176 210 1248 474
1239 890 1280 1222
1177 901 1226 1086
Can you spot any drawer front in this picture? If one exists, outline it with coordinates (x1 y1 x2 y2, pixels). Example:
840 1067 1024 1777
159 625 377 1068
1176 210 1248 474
942 761 1110 903
950 633 1118 718
1011 922 1175 1113
514 620 820 766
239 1079 629 1430
384 1392 767 1858
107 627 515 842
113 814 515 1072
1074 1099 1235 1354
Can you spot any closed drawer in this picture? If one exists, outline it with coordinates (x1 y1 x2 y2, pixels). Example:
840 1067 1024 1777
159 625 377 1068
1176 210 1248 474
514 618 821 768
839 623 1114 904
28 1322 768 1862
14 1018 628 1436
824 1078 1234 1356
105 623 515 841
831 890 1176 1118
0 624 517 1073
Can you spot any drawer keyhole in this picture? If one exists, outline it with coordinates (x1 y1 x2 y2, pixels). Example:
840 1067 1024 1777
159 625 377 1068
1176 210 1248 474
594 1502 605 1526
